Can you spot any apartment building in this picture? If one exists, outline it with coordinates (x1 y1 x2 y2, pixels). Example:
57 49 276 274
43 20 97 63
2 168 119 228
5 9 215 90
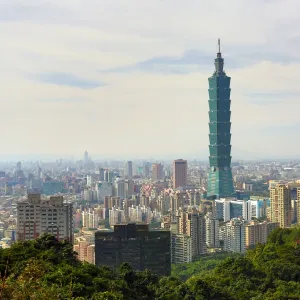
171 234 192 264
17 193 73 242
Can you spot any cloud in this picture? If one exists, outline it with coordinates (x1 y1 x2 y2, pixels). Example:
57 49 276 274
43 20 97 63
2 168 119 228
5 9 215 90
244 91 300 105
100 48 300 75
32 72 105 89
0 0 300 158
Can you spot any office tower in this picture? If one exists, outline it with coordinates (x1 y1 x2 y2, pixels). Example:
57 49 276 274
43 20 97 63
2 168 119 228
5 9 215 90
173 159 188 188
152 163 162 182
99 168 105 181
207 40 234 199
171 234 192 264
95 223 171 276
224 218 246 253
113 178 125 198
125 179 134 198
215 198 248 222
177 211 206 258
205 212 220 248
108 171 115 184
16 194 73 242
125 161 133 179
104 170 109 182
270 184 292 228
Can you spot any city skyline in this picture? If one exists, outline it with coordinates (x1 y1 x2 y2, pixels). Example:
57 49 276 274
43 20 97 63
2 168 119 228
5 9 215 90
1 1 300 158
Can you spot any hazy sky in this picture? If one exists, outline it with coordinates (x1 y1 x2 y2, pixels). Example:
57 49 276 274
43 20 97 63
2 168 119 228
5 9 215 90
1 0 300 160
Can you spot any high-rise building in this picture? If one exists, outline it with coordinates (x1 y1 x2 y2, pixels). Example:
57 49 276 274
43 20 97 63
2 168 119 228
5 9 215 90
270 184 292 228
177 211 206 258
16 194 73 242
82 208 99 229
207 40 234 199
171 234 192 264
245 221 279 249
95 223 171 276
224 218 246 253
86 175 92 187
205 212 220 248
99 168 105 181
125 161 133 179
173 159 187 188
152 163 163 182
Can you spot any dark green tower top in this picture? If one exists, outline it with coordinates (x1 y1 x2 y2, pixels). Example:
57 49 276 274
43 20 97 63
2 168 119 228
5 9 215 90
207 39 234 199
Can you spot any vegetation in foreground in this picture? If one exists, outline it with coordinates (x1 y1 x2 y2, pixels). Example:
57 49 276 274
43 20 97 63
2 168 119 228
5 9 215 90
171 252 239 281
1 228 300 299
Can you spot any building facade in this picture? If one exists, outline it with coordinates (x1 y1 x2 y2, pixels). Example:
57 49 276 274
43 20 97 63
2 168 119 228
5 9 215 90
245 221 279 249
177 211 207 258
171 234 192 264
125 161 133 179
16 193 73 242
95 223 171 276
205 212 220 248
270 184 292 228
207 40 234 199
224 218 246 253
151 163 163 182
173 159 188 188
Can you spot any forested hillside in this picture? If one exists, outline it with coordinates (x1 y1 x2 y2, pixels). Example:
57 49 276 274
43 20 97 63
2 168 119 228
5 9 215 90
1 228 300 299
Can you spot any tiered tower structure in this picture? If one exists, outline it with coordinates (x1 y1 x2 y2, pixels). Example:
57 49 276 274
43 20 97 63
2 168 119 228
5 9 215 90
207 40 234 199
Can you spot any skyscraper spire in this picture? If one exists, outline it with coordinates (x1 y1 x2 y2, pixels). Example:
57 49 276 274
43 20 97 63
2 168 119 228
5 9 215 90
215 38 224 73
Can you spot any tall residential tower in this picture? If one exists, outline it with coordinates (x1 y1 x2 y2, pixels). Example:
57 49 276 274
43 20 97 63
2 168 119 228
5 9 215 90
207 40 234 199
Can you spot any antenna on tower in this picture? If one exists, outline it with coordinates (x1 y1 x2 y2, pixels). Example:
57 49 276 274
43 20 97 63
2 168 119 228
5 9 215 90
218 38 221 53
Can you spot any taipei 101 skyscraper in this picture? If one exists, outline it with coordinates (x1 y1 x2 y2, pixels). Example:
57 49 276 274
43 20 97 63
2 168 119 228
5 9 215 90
207 40 234 199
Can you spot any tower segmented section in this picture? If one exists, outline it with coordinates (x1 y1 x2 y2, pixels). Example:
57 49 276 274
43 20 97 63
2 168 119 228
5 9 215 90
207 40 234 199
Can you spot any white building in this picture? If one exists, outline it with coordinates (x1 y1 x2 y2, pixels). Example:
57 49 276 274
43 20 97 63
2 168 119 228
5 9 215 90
224 218 246 253
205 212 220 248
171 234 192 264
17 194 73 243
82 208 98 229
109 207 125 227
86 175 93 187
215 198 248 221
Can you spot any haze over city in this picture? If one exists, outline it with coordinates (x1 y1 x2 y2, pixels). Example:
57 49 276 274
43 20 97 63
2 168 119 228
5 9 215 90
1 0 300 160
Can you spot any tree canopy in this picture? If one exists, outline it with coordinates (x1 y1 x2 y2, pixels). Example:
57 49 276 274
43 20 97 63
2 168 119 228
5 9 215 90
1 228 300 299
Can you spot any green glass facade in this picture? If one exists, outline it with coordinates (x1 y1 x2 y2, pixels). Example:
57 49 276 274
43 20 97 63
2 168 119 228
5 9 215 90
207 42 234 199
